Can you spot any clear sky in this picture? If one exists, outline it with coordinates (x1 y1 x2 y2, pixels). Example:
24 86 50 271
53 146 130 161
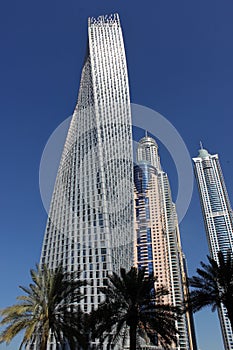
1 1 233 349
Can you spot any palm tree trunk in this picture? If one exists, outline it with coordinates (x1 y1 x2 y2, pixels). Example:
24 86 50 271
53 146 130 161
40 334 49 350
226 306 233 332
129 324 137 350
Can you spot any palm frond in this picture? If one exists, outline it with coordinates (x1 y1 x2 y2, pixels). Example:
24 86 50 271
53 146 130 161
89 266 179 349
0 263 88 349
188 251 233 330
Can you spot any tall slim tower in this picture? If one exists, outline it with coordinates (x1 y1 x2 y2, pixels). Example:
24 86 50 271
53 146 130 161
193 146 233 350
134 135 197 350
40 12 134 321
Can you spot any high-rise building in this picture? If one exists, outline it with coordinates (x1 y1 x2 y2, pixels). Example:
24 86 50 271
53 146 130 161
134 135 197 350
193 145 233 350
40 13 134 347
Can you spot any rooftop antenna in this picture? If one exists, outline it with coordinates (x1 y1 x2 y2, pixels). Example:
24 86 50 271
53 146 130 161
200 141 203 149
145 130 148 137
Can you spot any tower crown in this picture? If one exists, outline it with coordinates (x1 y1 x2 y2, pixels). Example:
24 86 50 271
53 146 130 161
197 142 210 159
137 135 161 170
198 148 210 159
138 135 158 147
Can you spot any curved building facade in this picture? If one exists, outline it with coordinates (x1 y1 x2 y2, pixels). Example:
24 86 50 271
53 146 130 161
40 13 134 318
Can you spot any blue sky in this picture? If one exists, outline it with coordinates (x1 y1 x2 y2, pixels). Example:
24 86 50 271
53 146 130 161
1 0 233 349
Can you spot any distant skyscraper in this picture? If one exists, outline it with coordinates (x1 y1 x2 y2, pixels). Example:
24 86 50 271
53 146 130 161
193 145 233 350
134 135 197 350
40 13 134 348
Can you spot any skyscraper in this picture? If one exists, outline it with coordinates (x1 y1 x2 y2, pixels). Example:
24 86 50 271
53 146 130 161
134 135 197 350
40 11 134 335
193 145 233 350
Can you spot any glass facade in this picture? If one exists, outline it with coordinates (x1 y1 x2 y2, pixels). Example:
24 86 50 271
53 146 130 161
193 147 233 350
40 13 134 349
134 136 196 350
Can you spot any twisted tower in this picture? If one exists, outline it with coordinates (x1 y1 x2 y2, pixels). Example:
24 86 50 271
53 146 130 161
40 13 134 319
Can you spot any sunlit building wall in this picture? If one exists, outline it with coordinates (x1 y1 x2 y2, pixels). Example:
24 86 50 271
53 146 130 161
134 136 196 350
40 13 134 349
193 146 233 350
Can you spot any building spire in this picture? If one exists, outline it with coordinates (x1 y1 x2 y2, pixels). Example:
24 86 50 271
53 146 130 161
200 141 203 149
145 130 148 137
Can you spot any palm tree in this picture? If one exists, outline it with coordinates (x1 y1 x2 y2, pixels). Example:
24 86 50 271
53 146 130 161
188 250 233 330
0 264 88 350
89 267 180 350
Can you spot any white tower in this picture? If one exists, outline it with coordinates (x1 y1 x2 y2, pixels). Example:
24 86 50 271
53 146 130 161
40 13 134 320
193 145 233 350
